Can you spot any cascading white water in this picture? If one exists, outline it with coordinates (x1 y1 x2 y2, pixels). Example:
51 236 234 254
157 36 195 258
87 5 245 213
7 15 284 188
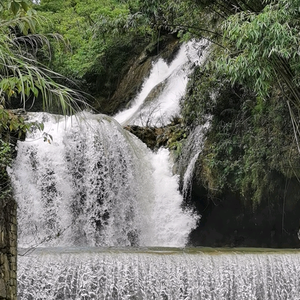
11 112 198 248
114 39 209 127
181 121 211 200
18 249 300 300
11 40 211 250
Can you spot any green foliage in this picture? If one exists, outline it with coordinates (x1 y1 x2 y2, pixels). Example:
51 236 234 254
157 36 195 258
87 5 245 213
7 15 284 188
0 0 31 16
215 1 300 99
35 0 152 101
177 0 300 208
0 0 86 114
0 139 12 197
183 64 300 206
0 139 11 178
36 0 111 78
167 126 187 159
0 106 42 137
1 107 23 135
212 1 300 159
128 0 217 41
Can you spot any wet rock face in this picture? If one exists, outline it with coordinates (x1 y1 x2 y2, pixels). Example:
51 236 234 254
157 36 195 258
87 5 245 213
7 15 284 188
98 35 180 116
124 118 186 151
124 126 158 150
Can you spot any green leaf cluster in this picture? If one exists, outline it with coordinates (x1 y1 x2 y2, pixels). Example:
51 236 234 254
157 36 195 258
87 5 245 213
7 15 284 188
173 0 300 208
0 139 12 197
0 0 86 114
215 1 300 99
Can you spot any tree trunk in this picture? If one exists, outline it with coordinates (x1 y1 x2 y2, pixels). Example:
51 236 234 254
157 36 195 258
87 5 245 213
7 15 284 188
0 196 17 300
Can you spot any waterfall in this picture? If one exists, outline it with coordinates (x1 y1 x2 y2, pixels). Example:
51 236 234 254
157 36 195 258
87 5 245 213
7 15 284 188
10 40 212 249
11 38 218 299
11 112 198 248
114 39 209 127
11 37 300 300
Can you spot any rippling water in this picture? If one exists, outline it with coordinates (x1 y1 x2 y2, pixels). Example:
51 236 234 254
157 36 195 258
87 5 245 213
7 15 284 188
18 248 300 299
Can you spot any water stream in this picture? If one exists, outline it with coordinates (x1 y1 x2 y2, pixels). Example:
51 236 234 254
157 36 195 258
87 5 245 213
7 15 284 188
114 39 209 127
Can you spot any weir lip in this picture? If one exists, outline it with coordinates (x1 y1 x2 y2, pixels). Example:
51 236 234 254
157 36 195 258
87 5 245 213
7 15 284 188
18 246 300 256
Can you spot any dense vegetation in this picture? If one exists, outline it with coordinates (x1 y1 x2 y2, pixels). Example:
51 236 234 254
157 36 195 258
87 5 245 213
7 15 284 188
108 0 300 210
179 0 300 208
33 0 155 112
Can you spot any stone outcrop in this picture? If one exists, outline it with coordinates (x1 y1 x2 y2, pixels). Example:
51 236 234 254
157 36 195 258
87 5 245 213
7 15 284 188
124 118 186 151
0 197 17 300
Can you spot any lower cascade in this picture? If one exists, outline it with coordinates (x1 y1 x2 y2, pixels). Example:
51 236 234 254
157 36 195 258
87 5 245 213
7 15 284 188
11 112 198 248
14 113 300 300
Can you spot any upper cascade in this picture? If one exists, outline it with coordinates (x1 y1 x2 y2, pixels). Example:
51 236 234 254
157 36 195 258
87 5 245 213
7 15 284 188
114 39 209 127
